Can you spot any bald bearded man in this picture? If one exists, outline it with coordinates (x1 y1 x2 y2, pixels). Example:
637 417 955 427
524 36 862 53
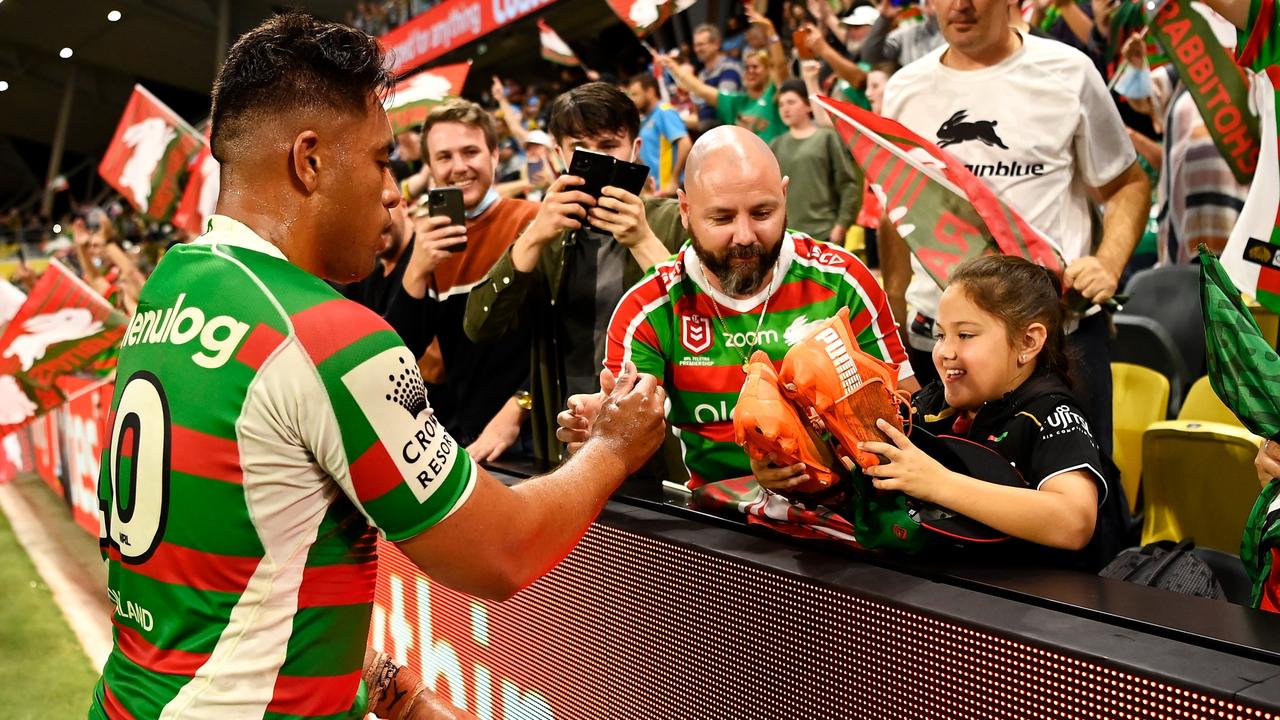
558 126 916 487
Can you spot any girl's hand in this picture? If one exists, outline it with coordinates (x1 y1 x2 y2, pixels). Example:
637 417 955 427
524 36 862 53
859 418 954 503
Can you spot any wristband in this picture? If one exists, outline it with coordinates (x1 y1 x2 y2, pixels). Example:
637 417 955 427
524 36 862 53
400 179 413 202
769 34 781 44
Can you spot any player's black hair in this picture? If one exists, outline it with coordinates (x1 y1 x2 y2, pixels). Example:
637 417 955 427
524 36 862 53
210 10 392 163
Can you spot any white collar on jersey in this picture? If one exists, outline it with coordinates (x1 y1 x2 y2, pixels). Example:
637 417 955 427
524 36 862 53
193 215 289 262
682 231 797 313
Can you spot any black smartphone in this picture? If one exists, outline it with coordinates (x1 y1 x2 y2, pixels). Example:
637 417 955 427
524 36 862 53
568 148 614 200
427 187 466 252
608 159 652 197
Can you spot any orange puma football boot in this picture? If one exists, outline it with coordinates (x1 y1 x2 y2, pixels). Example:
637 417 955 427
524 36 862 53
777 308 906 470
733 351 841 494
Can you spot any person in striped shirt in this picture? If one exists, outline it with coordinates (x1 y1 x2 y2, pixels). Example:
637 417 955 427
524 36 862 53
556 126 917 487
88 12 666 720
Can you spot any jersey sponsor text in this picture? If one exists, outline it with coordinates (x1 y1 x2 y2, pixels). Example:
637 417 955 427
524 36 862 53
120 293 250 369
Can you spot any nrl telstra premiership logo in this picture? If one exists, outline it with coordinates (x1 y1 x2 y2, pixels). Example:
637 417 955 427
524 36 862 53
681 314 713 355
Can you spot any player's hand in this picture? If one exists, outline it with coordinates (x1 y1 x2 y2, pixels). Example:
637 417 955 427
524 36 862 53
590 186 656 246
1256 439 1280 488
524 174 595 246
860 418 954 503
1063 255 1120 304
588 362 667 476
829 224 847 247
556 367 616 456
750 453 810 491
407 215 467 276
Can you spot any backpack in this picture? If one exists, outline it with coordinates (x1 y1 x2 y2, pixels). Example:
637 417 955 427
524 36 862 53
1098 539 1226 600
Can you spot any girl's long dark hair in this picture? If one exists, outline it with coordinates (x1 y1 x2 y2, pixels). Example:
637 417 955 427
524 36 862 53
949 255 1073 385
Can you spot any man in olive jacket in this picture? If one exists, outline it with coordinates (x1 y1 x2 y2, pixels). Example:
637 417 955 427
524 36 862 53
465 82 686 463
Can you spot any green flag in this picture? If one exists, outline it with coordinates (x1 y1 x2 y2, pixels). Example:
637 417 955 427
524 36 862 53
1241 480 1280 611
1200 246 1280 438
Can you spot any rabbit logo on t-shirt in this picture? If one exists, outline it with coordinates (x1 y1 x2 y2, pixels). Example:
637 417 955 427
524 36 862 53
936 110 1009 150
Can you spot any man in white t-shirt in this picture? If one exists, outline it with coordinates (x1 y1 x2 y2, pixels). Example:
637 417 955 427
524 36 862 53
878 0 1151 455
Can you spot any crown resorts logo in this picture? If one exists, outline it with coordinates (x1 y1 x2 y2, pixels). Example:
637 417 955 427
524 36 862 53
386 356 429 418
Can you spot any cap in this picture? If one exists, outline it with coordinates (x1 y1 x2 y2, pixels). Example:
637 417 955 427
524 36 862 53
525 129 555 148
841 5 880 26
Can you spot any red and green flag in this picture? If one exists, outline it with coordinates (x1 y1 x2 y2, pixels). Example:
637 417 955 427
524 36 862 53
172 128 219 238
98 85 204 222
538 19 581 66
606 0 673 36
814 95 1065 290
384 61 472 135
0 260 127 436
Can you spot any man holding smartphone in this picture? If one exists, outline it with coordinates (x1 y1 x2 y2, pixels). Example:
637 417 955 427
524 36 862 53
465 82 688 463
389 99 541 462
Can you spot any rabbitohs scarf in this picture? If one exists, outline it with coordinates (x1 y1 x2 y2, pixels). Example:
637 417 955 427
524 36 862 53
1146 0 1260 184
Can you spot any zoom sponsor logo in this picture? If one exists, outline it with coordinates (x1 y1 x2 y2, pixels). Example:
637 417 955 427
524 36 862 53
723 329 778 348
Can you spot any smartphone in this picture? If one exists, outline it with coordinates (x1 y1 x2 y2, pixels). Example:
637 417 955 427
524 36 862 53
609 159 651 197
427 187 466 252
568 148 614 200
793 28 814 58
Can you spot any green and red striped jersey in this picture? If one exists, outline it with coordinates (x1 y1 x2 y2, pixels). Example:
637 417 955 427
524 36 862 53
89 215 476 719
605 232 911 487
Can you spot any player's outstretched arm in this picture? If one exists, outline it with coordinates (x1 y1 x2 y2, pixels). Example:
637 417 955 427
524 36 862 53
395 366 666 600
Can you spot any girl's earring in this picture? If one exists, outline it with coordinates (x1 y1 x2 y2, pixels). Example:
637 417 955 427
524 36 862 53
1018 354 1026 365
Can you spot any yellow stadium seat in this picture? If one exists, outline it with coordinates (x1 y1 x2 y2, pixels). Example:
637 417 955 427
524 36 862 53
1111 362 1169 514
1140 420 1263 553
1177 377 1244 427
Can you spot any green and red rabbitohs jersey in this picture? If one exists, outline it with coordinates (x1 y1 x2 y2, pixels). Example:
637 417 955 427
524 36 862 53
89 216 477 719
605 231 911 486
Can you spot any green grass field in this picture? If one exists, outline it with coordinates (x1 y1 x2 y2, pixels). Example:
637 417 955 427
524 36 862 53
0 502 99 718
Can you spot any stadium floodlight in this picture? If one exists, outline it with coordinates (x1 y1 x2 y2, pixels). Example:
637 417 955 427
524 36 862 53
0 81 8 92
60 47 74 59
108 10 122 21
53 224 62 234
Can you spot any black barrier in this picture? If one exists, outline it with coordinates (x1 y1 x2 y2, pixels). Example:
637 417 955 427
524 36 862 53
369 467 1280 719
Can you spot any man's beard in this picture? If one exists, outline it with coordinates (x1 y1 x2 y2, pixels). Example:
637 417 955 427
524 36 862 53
691 224 784 296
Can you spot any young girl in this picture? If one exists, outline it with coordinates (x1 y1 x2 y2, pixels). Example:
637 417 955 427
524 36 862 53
858 255 1116 566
